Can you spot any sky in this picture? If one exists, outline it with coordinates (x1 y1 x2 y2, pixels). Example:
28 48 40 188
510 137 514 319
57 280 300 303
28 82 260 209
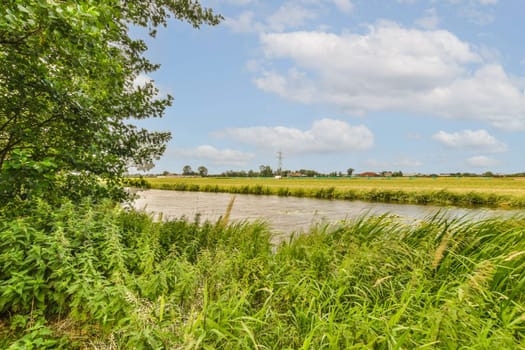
133 0 525 175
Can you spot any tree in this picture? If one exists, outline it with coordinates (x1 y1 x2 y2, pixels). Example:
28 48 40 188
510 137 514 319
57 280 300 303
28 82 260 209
392 170 403 177
259 165 273 177
0 1 221 204
198 166 208 177
298 169 319 177
347 168 354 176
182 165 193 176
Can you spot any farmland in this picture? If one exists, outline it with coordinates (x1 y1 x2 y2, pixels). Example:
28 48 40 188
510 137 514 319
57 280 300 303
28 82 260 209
138 176 525 208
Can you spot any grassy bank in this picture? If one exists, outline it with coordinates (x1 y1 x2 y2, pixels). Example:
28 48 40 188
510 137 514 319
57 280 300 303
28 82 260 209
1 201 524 348
135 176 525 208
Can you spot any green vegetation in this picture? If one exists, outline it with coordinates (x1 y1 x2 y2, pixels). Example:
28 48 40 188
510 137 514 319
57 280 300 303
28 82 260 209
3 2 524 348
140 176 525 208
1 200 524 348
0 1 221 205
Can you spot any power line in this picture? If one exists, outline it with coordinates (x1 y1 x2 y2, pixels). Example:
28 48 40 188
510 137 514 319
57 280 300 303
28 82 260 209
277 151 283 175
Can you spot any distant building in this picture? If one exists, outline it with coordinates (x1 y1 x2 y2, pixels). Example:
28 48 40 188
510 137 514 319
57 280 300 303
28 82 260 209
358 172 380 177
287 172 307 177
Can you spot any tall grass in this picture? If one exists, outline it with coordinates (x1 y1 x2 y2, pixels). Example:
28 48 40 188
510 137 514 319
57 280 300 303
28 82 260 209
1 200 524 348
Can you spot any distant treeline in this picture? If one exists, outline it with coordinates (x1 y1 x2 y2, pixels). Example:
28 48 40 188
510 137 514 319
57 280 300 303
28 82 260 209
130 169 525 178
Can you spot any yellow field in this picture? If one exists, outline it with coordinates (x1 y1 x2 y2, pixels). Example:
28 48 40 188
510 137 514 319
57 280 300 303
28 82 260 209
147 176 525 197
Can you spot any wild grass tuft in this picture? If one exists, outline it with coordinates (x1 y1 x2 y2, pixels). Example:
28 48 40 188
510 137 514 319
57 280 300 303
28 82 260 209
218 195 236 227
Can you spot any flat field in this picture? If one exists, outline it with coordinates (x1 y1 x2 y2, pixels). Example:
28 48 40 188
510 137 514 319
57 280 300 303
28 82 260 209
142 176 525 208
148 176 525 195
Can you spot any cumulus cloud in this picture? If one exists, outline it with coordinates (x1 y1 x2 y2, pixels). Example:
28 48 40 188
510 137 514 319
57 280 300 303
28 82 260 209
432 129 507 152
173 145 255 166
266 3 317 32
466 155 498 168
225 3 316 33
255 22 525 130
224 11 259 33
254 68 317 104
214 118 374 154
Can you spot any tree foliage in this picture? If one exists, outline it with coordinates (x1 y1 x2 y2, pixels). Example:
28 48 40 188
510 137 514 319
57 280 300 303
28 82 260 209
197 165 208 177
182 165 193 175
259 165 273 177
0 0 221 204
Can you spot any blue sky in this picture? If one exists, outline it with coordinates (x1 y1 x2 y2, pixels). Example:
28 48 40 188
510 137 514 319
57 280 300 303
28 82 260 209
134 0 525 175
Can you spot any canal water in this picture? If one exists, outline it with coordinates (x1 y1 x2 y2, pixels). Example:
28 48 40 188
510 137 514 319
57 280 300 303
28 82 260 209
133 190 521 238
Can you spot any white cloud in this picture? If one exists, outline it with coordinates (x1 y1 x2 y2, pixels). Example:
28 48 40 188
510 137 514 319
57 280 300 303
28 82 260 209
214 118 374 154
266 3 317 32
333 0 353 13
425 64 525 130
466 155 498 168
173 145 255 166
255 23 525 130
254 68 317 104
415 8 440 30
133 73 153 88
225 3 316 33
477 0 498 5
224 11 259 33
432 129 507 152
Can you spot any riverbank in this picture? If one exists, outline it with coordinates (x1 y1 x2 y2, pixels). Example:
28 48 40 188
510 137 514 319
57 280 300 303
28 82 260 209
130 176 525 209
1 200 524 347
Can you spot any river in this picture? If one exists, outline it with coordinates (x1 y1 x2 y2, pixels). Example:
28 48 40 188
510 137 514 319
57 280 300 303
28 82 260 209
132 189 521 240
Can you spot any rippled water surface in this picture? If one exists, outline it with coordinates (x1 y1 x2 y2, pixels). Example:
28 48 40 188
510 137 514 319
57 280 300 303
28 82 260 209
133 190 521 238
